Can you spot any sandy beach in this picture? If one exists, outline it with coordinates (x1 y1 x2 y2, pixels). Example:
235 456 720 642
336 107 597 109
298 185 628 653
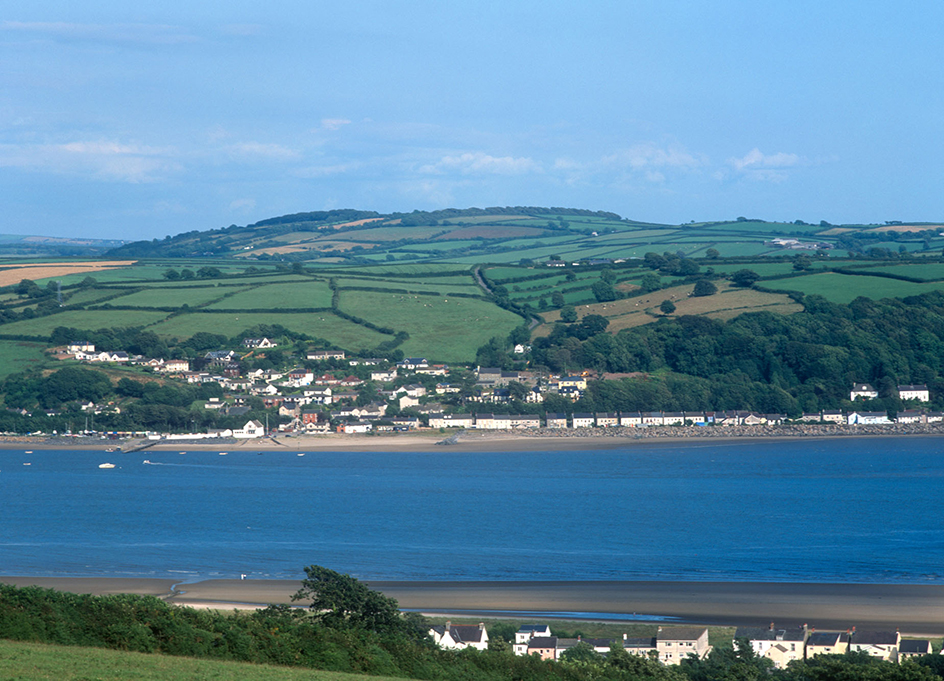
3 577 943 635
4 426 943 454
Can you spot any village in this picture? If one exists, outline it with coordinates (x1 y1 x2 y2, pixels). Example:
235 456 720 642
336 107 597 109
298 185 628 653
55 340 940 439
431 621 935 669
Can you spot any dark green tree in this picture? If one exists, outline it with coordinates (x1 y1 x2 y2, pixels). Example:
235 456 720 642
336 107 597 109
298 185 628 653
291 565 406 634
660 299 676 314
692 280 718 297
730 269 761 287
560 305 578 323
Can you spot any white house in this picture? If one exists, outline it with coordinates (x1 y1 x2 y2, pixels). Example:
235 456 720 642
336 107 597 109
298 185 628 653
734 624 807 669
572 413 595 428
657 627 711 665
429 622 488 651
233 420 265 438
850 383 879 400
898 384 930 402
848 411 891 425
513 624 552 656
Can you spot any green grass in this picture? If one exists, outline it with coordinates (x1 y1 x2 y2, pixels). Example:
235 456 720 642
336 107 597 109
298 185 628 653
62 288 129 306
0 638 396 681
0 340 51 377
706 262 802 277
0 310 171 336
852 263 944 280
148 312 389 349
339 289 523 362
205 282 334 309
103 287 235 308
772 272 944 303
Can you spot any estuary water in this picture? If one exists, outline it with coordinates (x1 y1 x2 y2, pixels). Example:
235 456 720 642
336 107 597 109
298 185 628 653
2 436 943 584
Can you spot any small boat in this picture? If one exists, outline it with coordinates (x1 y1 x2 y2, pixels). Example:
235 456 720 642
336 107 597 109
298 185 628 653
23 462 31 466
297 452 305 457
98 463 116 469
218 452 227 456
105 447 117 452
142 459 151 464
24 450 32 454
179 451 186 455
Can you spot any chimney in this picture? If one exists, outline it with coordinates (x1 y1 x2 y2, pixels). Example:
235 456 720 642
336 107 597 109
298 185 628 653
445 621 451 631
623 633 627 641
657 626 663 633
769 622 775 631
479 622 484 631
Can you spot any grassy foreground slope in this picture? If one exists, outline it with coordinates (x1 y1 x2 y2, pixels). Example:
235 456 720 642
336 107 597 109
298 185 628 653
0 639 398 681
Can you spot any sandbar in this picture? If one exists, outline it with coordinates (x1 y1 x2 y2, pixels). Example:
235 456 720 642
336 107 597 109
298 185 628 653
4 577 944 635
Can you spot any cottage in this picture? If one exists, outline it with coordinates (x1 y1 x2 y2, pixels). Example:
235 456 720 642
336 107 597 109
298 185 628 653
428 413 474 429
898 640 932 660
898 384 930 402
850 383 879 400
805 631 849 658
656 627 710 665
435 383 461 394
572 413 595 428
307 349 345 361
821 410 844 424
429 622 488 651
734 623 807 669
663 411 686 426
847 411 891 425
643 411 665 426
513 625 553 656
232 420 265 439
849 629 900 662
595 412 618 427
896 410 924 424
371 369 398 382
545 413 569 428
619 412 643 427
508 414 541 429
67 342 95 354
398 357 429 371
242 337 277 349
526 636 558 660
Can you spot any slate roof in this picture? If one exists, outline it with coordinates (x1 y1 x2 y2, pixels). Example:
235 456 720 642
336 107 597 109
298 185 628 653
852 630 899 645
623 637 657 649
807 631 848 646
734 625 806 642
528 636 557 649
899 640 932 654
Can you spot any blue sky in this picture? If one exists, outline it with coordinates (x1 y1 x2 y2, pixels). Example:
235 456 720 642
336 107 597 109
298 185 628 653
2 1 942 240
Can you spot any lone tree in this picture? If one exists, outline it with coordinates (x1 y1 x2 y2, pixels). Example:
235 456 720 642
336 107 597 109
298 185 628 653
292 565 404 633
730 269 760 287
660 299 676 315
692 280 718 297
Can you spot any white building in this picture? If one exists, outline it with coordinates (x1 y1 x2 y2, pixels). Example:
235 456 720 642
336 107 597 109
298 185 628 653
898 384 930 402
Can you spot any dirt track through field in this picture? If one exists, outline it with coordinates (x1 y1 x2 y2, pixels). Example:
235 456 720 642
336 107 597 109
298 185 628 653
0 261 136 287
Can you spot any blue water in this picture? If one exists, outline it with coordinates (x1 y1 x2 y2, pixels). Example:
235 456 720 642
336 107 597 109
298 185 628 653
2 437 944 584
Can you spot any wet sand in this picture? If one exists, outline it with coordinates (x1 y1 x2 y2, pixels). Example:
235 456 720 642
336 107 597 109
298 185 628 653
4 577 944 635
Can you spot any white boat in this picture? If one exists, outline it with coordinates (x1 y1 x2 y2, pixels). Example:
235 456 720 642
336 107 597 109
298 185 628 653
98 463 116 469
218 452 227 456
297 452 305 457
142 459 151 464
24 450 32 454
23 462 31 466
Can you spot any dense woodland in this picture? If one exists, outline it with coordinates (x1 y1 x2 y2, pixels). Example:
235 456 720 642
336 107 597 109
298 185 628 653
0 569 941 681
479 292 944 416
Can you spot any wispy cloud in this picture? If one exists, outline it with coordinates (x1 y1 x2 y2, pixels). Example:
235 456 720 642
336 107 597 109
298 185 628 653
320 118 351 131
225 141 299 160
602 143 704 171
420 151 540 176
728 147 802 182
1 20 199 45
229 198 256 212
0 139 179 182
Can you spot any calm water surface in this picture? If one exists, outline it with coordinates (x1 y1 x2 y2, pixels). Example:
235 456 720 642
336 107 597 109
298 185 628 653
2 437 943 583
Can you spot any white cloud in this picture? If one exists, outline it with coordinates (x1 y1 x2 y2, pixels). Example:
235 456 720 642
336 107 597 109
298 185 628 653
602 143 703 171
730 148 800 171
1 21 198 45
0 139 179 182
320 118 351 131
226 141 299 160
229 198 256 212
295 162 361 178
420 151 540 175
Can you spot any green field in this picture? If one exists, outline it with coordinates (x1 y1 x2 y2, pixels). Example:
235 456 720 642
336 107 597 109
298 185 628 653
63 288 130 305
149 311 389 349
205 281 334 309
851 263 944 281
339 289 523 362
0 310 171 336
773 272 944 303
0 639 394 681
0 339 51 377
103 286 233 308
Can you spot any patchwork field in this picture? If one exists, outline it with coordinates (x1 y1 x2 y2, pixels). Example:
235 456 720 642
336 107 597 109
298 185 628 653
0 309 171 336
104 286 233 308
771 272 944 303
339 289 523 362
0 260 136 286
537 284 802 334
148 312 390 348
0 339 50 377
205 281 334 309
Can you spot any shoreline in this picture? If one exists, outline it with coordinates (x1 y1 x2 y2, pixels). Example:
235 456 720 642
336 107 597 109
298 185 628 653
3 425 944 453
3 576 944 636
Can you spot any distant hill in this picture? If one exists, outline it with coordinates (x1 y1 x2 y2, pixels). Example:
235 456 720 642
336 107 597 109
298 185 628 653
103 207 640 261
0 234 128 258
